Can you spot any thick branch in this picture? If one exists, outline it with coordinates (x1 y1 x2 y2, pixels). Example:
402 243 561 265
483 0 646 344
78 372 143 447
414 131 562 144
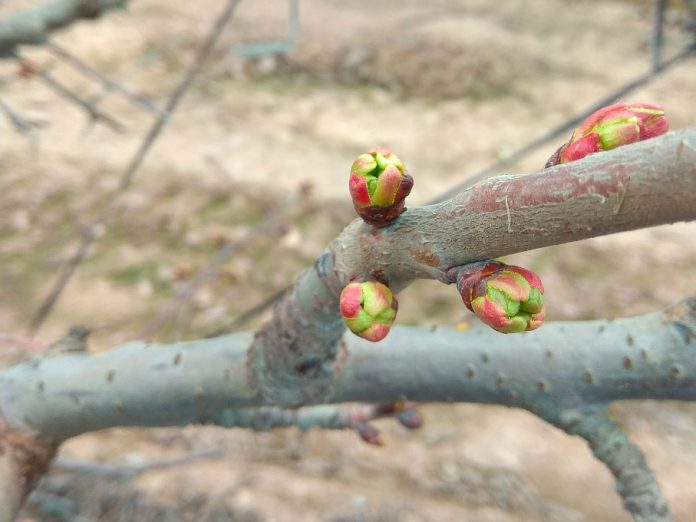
0 0 128 57
251 127 696 406
1 298 694 442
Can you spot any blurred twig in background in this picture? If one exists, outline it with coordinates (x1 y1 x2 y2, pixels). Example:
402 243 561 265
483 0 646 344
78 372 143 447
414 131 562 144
28 0 243 335
0 95 36 145
137 187 313 340
47 42 163 116
29 62 128 131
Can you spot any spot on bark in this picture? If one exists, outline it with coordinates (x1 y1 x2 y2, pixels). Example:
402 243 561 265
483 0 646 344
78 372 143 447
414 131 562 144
106 370 115 382
495 374 505 387
640 349 649 360
481 353 490 364
626 335 635 347
173 353 182 366
411 246 440 267
584 370 594 384
671 365 683 380
466 365 476 378
623 356 633 369
295 358 321 376
537 380 548 392
672 322 693 344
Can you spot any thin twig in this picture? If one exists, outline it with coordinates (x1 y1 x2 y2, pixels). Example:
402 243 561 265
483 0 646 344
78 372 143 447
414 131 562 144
429 41 696 204
47 42 163 115
0 333 47 352
32 64 127 132
539 406 672 522
28 0 243 335
0 96 36 146
53 449 225 479
205 286 289 336
52 402 420 478
652 0 669 72
137 191 306 339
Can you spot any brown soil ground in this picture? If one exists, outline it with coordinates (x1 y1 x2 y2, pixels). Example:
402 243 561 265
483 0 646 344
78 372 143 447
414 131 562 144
1 0 696 521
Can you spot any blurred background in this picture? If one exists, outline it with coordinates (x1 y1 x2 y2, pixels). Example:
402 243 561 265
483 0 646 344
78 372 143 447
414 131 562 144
1 0 696 520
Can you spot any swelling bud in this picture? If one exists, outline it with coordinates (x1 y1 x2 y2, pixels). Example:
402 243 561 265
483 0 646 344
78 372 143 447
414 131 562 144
349 147 413 227
456 261 545 334
340 280 398 342
546 102 669 167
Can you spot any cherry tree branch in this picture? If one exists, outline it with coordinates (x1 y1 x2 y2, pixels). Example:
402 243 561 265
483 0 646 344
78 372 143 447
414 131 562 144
539 406 671 522
1 298 694 440
0 128 694 521
0 0 130 57
0 298 694 520
251 126 696 407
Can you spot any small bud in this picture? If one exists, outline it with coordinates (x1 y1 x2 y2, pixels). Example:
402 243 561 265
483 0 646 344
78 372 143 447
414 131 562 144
356 423 384 446
546 102 669 167
456 261 545 334
340 281 398 342
396 408 424 430
349 147 414 227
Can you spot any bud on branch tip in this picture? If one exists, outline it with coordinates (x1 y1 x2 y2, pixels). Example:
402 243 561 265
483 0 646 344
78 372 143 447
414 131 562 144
349 147 414 227
546 102 669 167
456 262 545 334
340 281 398 342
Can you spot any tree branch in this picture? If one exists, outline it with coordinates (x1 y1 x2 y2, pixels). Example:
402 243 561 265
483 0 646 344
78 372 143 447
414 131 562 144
539 406 672 522
0 0 129 57
1 298 694 441
251 127 696 407
28 0 242 334
1 128 694 520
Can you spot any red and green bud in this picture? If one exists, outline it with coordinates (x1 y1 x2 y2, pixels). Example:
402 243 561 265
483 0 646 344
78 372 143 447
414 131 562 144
340 280 398 342
349 147 414 227
356 422 384 446
396 408 424 430
456 261 545 334
546 102 669 167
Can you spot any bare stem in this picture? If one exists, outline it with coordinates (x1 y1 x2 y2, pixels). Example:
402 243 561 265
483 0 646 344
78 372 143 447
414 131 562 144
28 0 242 335
539 406 672 522
137 189 308 339
47 42 163 115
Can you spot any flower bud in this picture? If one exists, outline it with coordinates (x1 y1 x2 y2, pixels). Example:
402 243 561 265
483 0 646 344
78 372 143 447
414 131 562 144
456 261 545 334
356 423 384 446
340 281 398 342
546 102 669 167
349 147 413 227
396 408 424 430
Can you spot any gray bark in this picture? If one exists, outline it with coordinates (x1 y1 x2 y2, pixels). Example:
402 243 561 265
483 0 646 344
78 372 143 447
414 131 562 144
0 0 129 57
251 127 696 407
1 128 695 521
